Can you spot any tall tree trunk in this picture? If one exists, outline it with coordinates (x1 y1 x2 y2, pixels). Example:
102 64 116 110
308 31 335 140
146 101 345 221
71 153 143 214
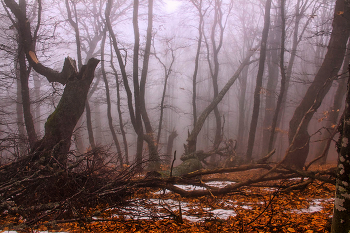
246 0 272 161
261 20 280 155
33 73 41 137
317 39 350 164
285 0 350 169
18 32 37 149
138 0 160 170
153 42 176 147
85 101 95 149
101 29 123 166
190 0 205 132
331 65 350 233
109 46 129 165
267 0 286 153
16 65 26 156
106 0 141 168
15 0 37 148
132 0 145 170
236 63 249 152
94 101 102 145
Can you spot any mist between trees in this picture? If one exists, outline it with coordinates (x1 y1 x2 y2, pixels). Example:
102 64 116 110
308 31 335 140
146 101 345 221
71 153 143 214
0 0 350 231
0 0 343 168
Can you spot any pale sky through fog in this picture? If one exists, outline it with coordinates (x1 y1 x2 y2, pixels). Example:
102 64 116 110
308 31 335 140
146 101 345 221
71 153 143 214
165 0 181 13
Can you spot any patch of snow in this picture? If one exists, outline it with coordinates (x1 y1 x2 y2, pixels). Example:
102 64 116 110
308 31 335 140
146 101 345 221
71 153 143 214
182 215 202 222
173 184 206 191
291 198 332 213
153 189 171 195
153 181 236 195
205 181 236 188
211 209 237 219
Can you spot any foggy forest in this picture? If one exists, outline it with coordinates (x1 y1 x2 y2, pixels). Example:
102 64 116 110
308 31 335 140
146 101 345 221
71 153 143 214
0 0 350 232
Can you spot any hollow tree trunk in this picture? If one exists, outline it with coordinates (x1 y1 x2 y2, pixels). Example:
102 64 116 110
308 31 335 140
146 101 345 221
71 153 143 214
285 0 350 169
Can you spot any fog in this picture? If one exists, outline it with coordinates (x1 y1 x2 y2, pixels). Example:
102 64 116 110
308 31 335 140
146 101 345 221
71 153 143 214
0 0 341 168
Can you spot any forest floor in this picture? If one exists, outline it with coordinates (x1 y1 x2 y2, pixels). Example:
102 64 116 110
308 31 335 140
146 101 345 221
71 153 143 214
1 164 336 233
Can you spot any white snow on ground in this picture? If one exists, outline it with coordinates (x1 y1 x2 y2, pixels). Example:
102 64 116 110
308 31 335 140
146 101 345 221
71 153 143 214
2 181 331 232
290 198 334 214
211 209 237 219
154 181 236 195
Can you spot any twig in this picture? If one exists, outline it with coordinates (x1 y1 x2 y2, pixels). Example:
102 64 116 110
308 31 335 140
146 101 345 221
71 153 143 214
170 151 176 177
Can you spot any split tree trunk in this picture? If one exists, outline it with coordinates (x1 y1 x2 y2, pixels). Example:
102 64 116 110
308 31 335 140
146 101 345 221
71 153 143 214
32 58 100 166
5 0 100 166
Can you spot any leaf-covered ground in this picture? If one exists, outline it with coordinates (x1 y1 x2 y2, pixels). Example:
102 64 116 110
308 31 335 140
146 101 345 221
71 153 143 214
1 165 335 233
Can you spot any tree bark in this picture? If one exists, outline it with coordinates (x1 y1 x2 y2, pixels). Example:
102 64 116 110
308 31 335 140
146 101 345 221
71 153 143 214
33 73 41 137
16 62 26 156
285 0 350 169
317 39 350 164
166 130 178 165
204 0 226 150
267 0 286 153
32 58 100 166
331 64 350 233
261 17 280 155
190 0 205 131
152 41 176 147
110 48 129 165
4 0 100 166
246 0 272 161
101 29 123 166
106 0 144 170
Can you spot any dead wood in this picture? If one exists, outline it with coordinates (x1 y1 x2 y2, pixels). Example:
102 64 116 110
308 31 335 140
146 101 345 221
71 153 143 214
0 145 336 229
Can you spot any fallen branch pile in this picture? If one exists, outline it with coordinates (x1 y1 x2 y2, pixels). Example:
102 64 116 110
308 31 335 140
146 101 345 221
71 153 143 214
0 147 336 230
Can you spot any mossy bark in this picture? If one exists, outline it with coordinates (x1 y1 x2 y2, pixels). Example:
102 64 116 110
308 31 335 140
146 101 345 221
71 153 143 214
32 58 100 166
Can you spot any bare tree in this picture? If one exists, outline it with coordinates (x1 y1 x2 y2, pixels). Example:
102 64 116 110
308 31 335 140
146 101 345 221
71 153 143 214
285 0 350 169
101 28 123 166
246 0 272 161
106 0 160 170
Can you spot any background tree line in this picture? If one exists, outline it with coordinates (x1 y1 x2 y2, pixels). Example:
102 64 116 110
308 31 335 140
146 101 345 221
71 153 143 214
0 0 346 171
